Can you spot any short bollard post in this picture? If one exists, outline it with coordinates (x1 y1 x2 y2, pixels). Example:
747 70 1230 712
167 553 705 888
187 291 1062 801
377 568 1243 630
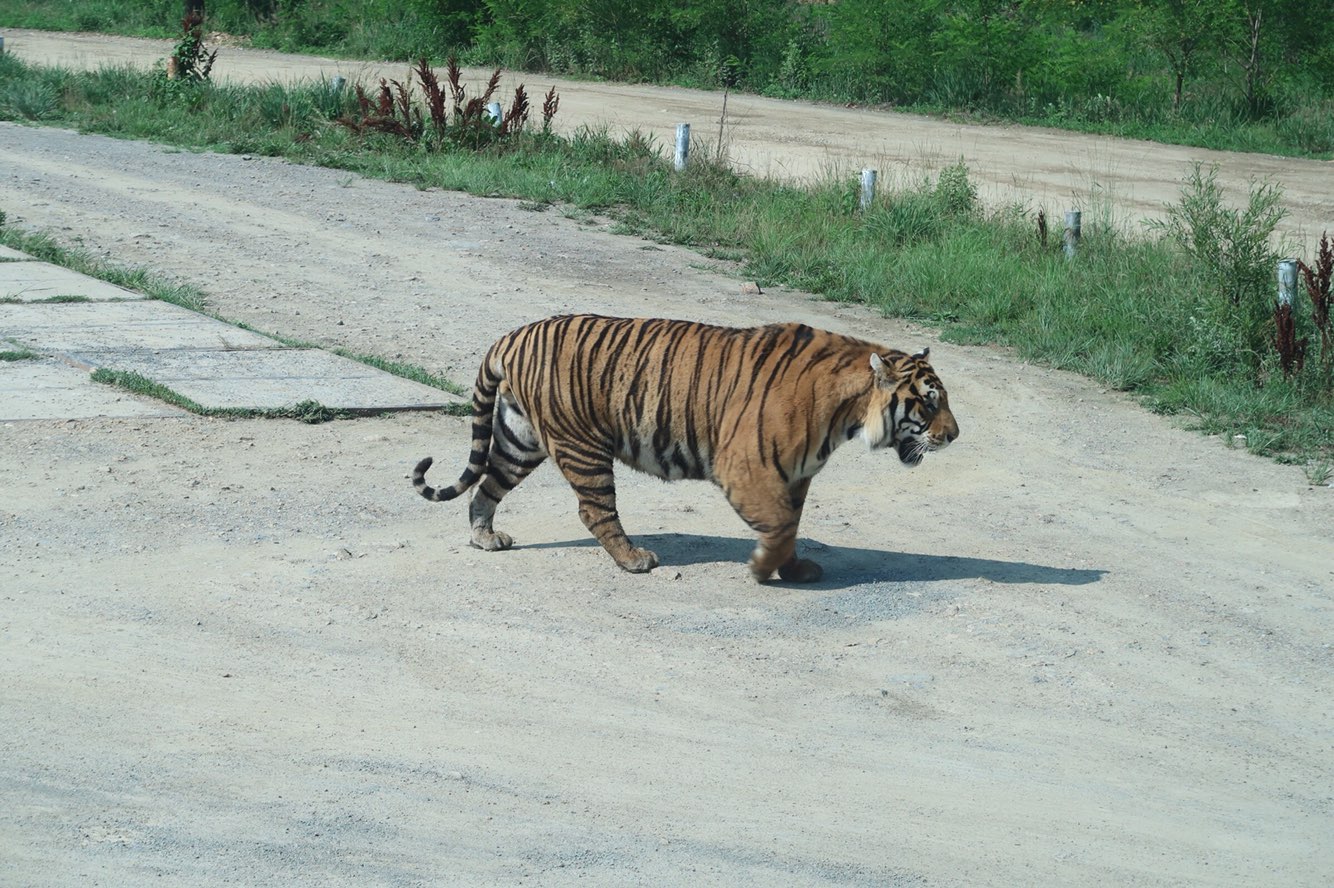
330 75 346 93
859 169 878 212
1063 210 1082 260
674 123 690 172
486 101 503 126
1277 258 1299 306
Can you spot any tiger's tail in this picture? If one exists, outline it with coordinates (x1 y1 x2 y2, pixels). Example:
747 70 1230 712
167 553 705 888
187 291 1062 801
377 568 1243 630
412 348 503 502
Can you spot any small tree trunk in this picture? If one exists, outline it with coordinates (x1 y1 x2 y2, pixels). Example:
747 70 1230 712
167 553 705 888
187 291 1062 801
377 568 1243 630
1242 7 1263 117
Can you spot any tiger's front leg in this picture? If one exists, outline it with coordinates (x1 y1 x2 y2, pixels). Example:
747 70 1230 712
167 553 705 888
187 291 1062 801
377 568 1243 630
721 471 823 583
550 445 658 573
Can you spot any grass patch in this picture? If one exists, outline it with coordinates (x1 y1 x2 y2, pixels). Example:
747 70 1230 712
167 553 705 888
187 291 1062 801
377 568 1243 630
1 53 1330 461
0 221 207 311
90 367 352 422
0 293 94 304
223 320 468 403
333 350 469 403
91 367 213 414
1 348 40 361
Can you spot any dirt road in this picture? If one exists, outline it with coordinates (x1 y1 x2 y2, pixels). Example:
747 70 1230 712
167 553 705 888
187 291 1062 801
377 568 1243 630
2 36 1332 888
4 27 1333 255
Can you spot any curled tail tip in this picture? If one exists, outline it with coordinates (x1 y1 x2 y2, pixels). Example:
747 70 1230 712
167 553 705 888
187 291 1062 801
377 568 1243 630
412 456 439 500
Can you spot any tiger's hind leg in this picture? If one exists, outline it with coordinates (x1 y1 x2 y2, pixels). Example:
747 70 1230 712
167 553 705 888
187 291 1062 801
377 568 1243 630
549 444 658 573
721 473 823 583
469 392 546 551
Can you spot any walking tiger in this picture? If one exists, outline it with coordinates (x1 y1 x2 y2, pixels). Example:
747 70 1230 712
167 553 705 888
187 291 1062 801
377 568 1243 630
413 314 958 582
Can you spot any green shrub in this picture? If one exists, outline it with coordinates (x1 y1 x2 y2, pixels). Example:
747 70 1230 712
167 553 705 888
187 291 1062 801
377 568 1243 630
1150 163 1286 375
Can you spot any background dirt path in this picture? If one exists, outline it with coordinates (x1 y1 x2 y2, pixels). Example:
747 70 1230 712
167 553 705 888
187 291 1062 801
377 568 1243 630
5 27 1333 254
1 34 1332 888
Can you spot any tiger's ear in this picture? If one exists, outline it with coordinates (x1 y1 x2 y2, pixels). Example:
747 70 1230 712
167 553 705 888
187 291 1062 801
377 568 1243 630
869 353 898 386
912 347 930 361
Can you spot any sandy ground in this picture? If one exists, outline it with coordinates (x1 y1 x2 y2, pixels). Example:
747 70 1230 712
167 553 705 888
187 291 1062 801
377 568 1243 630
4 27 1333 256
1 34 1333 888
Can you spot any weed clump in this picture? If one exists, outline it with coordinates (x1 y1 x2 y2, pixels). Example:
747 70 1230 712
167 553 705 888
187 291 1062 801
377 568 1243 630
338 58 558 152
167 11 217 83
1298 233 1334 385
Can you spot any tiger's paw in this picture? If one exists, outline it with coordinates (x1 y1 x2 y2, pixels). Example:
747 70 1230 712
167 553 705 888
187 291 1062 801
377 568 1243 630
778 558 823 583
470 529 514 551
617 547 659 574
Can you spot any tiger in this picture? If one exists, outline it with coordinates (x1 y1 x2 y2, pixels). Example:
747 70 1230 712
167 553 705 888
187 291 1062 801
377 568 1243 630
412 314 958 582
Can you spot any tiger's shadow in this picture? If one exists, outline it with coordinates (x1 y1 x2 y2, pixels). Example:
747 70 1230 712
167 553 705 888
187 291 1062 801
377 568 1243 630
526 532 1105 589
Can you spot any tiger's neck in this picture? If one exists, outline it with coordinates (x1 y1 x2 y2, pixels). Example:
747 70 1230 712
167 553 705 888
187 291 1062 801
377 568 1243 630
792 371 876 478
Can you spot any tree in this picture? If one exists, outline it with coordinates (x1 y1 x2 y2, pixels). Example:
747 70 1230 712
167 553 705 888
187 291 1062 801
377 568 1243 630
1134 0 1234 113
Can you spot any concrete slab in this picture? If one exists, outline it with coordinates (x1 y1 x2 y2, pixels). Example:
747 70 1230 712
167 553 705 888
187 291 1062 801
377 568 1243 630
2 293 462 416
0 261 145 302
67 348 463 412
0 359 187 420
0 301 281 351
0 245 35 261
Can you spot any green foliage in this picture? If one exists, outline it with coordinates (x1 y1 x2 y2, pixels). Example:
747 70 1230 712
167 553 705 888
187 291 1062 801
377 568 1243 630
0 77 61 120
933 159 978 216
3 0 1332 154
169 11 218 82
1150 163 1286 374
0 52 61 119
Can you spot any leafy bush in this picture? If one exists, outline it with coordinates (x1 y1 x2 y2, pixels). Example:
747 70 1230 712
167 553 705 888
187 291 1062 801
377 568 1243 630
168 11 217 83
933 160 978 216
1150 163 1285 375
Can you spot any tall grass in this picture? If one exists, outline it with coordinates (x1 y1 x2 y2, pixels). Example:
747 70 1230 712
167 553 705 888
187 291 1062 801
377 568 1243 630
0 53 1329 463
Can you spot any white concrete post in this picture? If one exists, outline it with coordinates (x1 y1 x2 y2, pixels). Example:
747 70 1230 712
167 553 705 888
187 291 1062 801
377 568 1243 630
674 124 690 172
859 169 878 212
330 75 346 93
1063 210 1082 259
486 101 504 127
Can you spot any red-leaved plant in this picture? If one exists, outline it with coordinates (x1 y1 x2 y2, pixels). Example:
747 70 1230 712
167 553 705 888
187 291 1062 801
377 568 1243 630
338 58 557 151
1298 232 1332 375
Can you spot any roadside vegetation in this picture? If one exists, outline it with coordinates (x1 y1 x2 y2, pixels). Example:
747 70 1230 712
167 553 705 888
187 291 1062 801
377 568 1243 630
0 45 1330 469
1 0 1331 158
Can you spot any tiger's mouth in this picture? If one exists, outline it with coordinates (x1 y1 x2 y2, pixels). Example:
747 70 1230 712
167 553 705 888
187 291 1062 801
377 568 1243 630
896 438 926 466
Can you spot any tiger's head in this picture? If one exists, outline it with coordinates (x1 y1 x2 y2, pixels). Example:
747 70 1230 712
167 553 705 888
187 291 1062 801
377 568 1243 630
864 348 958 466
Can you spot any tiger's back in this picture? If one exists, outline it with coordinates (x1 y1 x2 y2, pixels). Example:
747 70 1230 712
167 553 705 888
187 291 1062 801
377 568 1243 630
413 314 958 581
